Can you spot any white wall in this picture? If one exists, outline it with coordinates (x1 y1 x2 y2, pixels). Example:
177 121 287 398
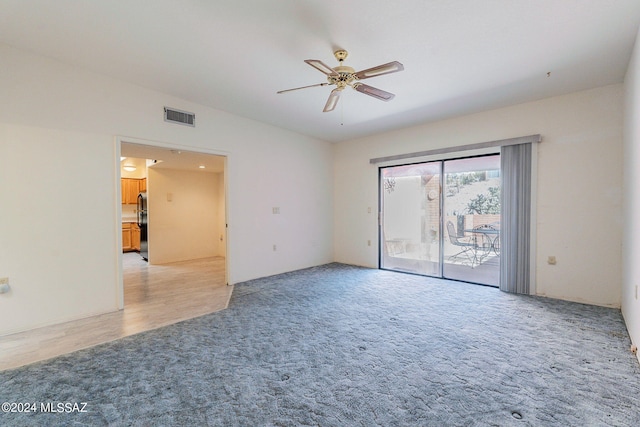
0 125 119 333
622 26 640 362
147 168 224 264
334 85 623 308
0 43 333 335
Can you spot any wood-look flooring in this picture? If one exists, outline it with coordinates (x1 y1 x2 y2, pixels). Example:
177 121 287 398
0 253 231 371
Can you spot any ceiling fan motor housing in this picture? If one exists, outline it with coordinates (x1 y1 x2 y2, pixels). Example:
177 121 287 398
328 65 356 90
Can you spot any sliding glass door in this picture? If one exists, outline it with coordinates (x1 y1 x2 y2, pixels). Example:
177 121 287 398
380 154 501 286
442 155 500 285
380 162 441 276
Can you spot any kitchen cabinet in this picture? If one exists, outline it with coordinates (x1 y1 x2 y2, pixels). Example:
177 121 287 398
139 178 147 192
122 223 132 252
120 179 128 204
132 223 141 251
123 222 140 252
121 178 141 205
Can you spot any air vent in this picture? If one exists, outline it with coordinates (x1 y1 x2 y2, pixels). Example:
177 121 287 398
164 107 195 127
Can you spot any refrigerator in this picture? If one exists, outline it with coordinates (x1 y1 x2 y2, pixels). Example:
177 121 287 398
137 192 148 261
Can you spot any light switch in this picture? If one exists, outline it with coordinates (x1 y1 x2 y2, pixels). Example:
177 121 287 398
0 277 9 294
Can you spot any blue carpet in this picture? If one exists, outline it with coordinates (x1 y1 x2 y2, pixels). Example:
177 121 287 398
1 263 639 426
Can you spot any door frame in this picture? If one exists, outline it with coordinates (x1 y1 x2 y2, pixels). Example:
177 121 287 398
114 136 231 309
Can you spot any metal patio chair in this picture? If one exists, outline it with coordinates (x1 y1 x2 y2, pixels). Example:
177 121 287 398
446 220 477 266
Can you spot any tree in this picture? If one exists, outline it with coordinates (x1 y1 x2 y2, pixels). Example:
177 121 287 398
466 186 500 214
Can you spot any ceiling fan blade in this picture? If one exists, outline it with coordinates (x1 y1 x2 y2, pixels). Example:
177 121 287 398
353 83 395 101
305 59 339 77
277 82 329 94
323 88 342 112
354 61 404 80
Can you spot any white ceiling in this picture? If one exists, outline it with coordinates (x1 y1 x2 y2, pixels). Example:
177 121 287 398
2 0 640 143
121 142 225 173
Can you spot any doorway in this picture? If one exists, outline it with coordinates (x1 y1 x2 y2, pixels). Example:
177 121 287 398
118 140 229 313
379 154 500 286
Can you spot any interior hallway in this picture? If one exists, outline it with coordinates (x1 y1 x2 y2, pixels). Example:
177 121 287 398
0 253 231 371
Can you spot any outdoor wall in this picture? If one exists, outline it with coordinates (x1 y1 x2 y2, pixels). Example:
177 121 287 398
0 43 333 335
622 25 640 362
334 84 623 308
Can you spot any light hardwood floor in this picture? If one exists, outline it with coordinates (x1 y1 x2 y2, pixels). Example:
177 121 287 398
0 253 231 371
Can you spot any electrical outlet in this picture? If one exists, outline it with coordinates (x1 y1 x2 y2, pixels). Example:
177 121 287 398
272 207 280 214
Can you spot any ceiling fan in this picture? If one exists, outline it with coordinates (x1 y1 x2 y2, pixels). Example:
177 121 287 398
277 49 404 112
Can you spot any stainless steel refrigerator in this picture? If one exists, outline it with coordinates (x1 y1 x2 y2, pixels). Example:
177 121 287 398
137 192 148 261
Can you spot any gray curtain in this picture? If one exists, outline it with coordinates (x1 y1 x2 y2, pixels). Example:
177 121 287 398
500 143 531 294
